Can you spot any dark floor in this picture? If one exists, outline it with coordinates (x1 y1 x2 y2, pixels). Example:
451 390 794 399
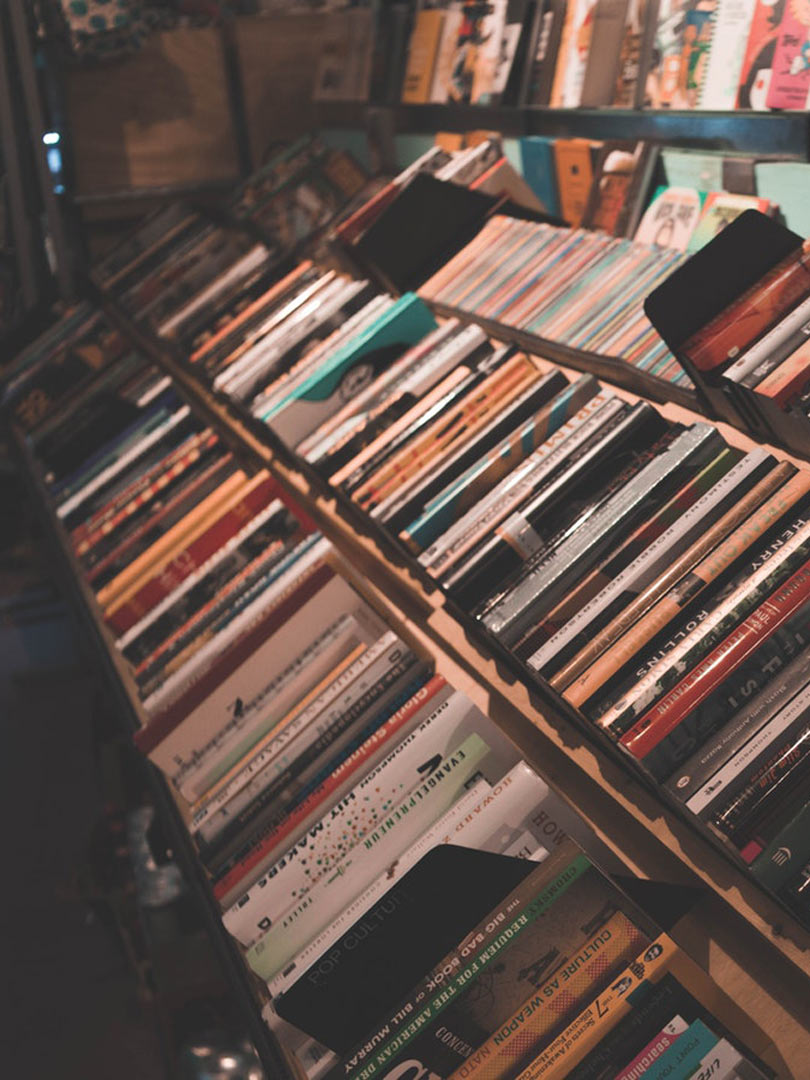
1 539 169 1078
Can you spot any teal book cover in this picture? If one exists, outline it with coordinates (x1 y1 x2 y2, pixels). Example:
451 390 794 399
519 137 560 218
265 293 437 448
643 1019 720 1080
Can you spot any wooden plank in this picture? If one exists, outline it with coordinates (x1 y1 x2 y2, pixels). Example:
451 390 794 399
66 28 239 196
235 14 324 164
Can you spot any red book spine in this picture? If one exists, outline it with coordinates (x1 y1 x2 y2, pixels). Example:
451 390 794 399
212 674 448 902
621 561 810 761
132 536 292 680
133 560 335 755
683 249 810 373
86 455 233 586
106 475 279 637
336 182 401 245
75 431 220 557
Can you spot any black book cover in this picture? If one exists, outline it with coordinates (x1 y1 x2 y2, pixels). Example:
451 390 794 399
274 845 535 1055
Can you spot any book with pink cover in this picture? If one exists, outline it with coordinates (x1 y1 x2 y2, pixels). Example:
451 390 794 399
765 0 810 109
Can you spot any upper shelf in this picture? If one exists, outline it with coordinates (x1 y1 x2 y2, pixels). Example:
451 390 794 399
315 102 810 159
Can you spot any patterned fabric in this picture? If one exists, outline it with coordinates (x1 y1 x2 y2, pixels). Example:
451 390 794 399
55 1 170 59
52 1 243 59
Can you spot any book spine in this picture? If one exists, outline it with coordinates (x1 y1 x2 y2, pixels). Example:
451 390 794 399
515 937 683 1080
135 559 335 754
640 614 810 782
85 453 235 586
442 398 640 604
191 632 401 834
73 430 219 555
620 559 810 761
342 853 594 1080
712 722 810 840
118 500 295 656
138 533 323 694
529 447 759 676
331 843 579 1080
681 248 810 373
565 465 808 707
56 404 192 520
402 373 592 554
485 424 722 646
724 293 810 387
687 686 810 819
666 643 810 802
196 651 425 863
105 473 286 635
449 912 647 1080
594 513 810 735
423 387 616 580
750 800 810 891
754 336 810 407
221 683 477 947
247 735 493 982
212 675 451 904
182 613 367 801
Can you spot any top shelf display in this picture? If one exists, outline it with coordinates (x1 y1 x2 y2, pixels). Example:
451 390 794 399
316 102 810 159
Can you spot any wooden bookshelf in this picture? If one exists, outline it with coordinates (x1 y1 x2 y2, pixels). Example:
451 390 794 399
14 291 810 1071
94 294 810 995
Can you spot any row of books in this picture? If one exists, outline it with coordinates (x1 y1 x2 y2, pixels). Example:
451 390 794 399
15 132 810 934
78 164 810 935
392 0 809 112
163 234 810 935
3 293 782 1080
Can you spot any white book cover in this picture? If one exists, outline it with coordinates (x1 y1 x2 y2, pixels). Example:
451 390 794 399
264 762 558 1001
147 573 370 797
247 735 492 981
696 0 756 110
254 772 493 984
191 631 401 833
177 609 367 803
223 688 520 946
142 537 333 717
215 676 459 910
195 633 412 844
429 5 464 103
557 0 599 106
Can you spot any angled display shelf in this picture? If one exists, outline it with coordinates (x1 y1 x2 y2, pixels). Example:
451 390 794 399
95 287 810 989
